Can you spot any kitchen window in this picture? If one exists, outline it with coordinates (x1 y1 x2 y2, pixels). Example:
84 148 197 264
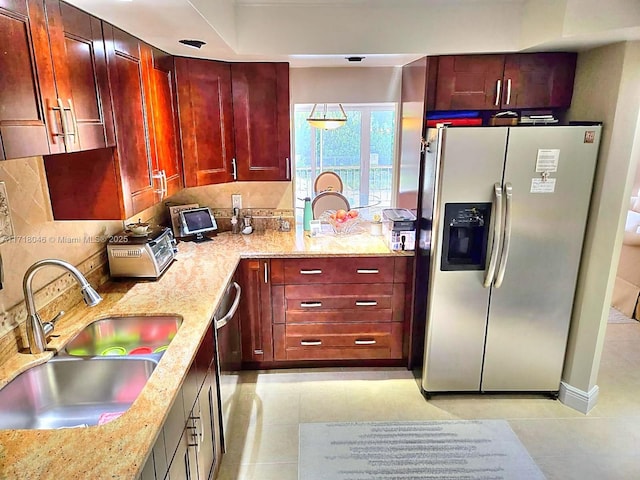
293 103 397 215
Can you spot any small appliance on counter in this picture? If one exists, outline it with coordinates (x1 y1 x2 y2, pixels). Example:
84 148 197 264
382 208 416 251
179 206 218 242
107 226 177 279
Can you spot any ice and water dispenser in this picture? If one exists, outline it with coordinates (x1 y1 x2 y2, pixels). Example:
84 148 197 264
441 203 491 271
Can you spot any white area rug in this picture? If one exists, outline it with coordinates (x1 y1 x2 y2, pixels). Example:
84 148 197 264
609 307 636 324
299 420 545 480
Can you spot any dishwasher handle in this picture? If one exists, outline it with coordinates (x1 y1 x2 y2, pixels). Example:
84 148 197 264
215 282 242 330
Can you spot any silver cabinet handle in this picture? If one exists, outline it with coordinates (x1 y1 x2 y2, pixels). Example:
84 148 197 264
355 301 377 306
67 99 79 146
355 339 376 345
357 269 379 274
300 269 322 275
254 349 263 354
56 98 73 151
495 79 502 106
152 170 164 194
161 170 168 197
494 183 513 288
300 340 322 346
232 157 237 180
505 79 512 105
216 281 242 330
300 302 322 308
264 262 268 283
483 183 503 288
286 157 290 180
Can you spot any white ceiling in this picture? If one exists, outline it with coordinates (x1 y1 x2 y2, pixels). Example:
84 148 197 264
66 0 640 67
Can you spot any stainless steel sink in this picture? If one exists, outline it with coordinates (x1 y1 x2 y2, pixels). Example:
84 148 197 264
0 356 158 430
63 315 182 357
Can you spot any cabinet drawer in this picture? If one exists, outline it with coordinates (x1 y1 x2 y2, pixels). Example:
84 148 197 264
281 323 403 360
286 284 393 309
284 283 405 324
282 257 395 284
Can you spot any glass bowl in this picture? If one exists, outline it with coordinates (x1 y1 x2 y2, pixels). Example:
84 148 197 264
321 211 361 234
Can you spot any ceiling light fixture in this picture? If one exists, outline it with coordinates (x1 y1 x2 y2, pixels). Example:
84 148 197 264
179 39 206 49
306 104 347 130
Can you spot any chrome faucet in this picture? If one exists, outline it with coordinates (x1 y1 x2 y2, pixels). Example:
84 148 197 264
23 259 103 354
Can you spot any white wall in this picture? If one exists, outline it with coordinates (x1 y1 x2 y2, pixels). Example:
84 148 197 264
563 0 640 36
290 67 402 104
563 41 640 398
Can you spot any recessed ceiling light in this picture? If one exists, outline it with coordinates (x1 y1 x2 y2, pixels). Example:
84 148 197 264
179 39 206 49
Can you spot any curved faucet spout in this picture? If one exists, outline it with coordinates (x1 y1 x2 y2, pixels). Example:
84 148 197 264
23 259 103 354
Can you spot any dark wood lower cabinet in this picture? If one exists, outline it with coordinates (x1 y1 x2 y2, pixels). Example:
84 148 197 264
140 326 221 480
242 256 410 367
239 259 273 364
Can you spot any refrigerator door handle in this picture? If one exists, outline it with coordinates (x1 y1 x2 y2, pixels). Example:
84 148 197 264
483 183 503 288
494 182 513 288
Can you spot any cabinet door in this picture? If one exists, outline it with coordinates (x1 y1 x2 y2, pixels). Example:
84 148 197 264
144 46 183 198
239 259 273 362
167 429 196 480
231 62 290 181
502 53 576 109
45 0 115 151
104 24 155 216
434 55 505 110
195 370 222 480
0 0 60 159
175 57 234 187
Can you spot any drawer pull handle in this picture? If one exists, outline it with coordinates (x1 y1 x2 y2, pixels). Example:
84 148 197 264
357 269 379 274
254 349 264 355
355 301 378 307
300 269 322 274
301 302 322 308
300 340 322 346
355 339 377 345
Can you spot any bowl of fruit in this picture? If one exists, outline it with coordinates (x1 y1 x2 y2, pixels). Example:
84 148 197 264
322 209 361 234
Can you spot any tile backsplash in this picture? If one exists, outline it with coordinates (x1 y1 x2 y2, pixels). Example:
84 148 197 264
0 156 122 312
0 155 295 361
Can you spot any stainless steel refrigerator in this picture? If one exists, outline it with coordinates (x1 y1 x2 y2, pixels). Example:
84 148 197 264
420 125 601 395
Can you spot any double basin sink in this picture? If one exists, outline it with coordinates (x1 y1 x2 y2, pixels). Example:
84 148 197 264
0 315 182 430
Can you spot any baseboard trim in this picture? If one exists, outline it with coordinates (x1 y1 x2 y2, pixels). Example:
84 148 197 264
559 381 599 414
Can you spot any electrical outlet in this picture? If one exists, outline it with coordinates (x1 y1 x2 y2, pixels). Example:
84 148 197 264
231 194 242 210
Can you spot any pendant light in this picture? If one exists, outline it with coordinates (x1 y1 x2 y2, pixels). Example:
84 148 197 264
306 103 347 130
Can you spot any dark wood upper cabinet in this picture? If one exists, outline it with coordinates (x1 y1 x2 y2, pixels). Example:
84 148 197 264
435 55 506 111
45 26 183 220
433 53 577 111
103 24 155 216
0 0 61 159
144 47 183 197
175 57 234 187
45 0 115 151
502 53 576 109
231 62 291 181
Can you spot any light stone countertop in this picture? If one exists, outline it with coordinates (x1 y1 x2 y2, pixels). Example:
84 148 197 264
0 229 411 479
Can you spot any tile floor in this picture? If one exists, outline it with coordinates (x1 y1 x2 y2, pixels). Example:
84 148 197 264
217 321 640 480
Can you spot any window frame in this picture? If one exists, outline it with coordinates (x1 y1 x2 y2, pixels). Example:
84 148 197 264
291 102 400 214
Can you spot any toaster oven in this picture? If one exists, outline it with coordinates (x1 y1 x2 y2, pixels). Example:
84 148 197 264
107 226 176 279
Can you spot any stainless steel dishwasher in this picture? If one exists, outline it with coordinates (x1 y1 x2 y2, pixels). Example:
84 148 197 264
213 279 242 452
